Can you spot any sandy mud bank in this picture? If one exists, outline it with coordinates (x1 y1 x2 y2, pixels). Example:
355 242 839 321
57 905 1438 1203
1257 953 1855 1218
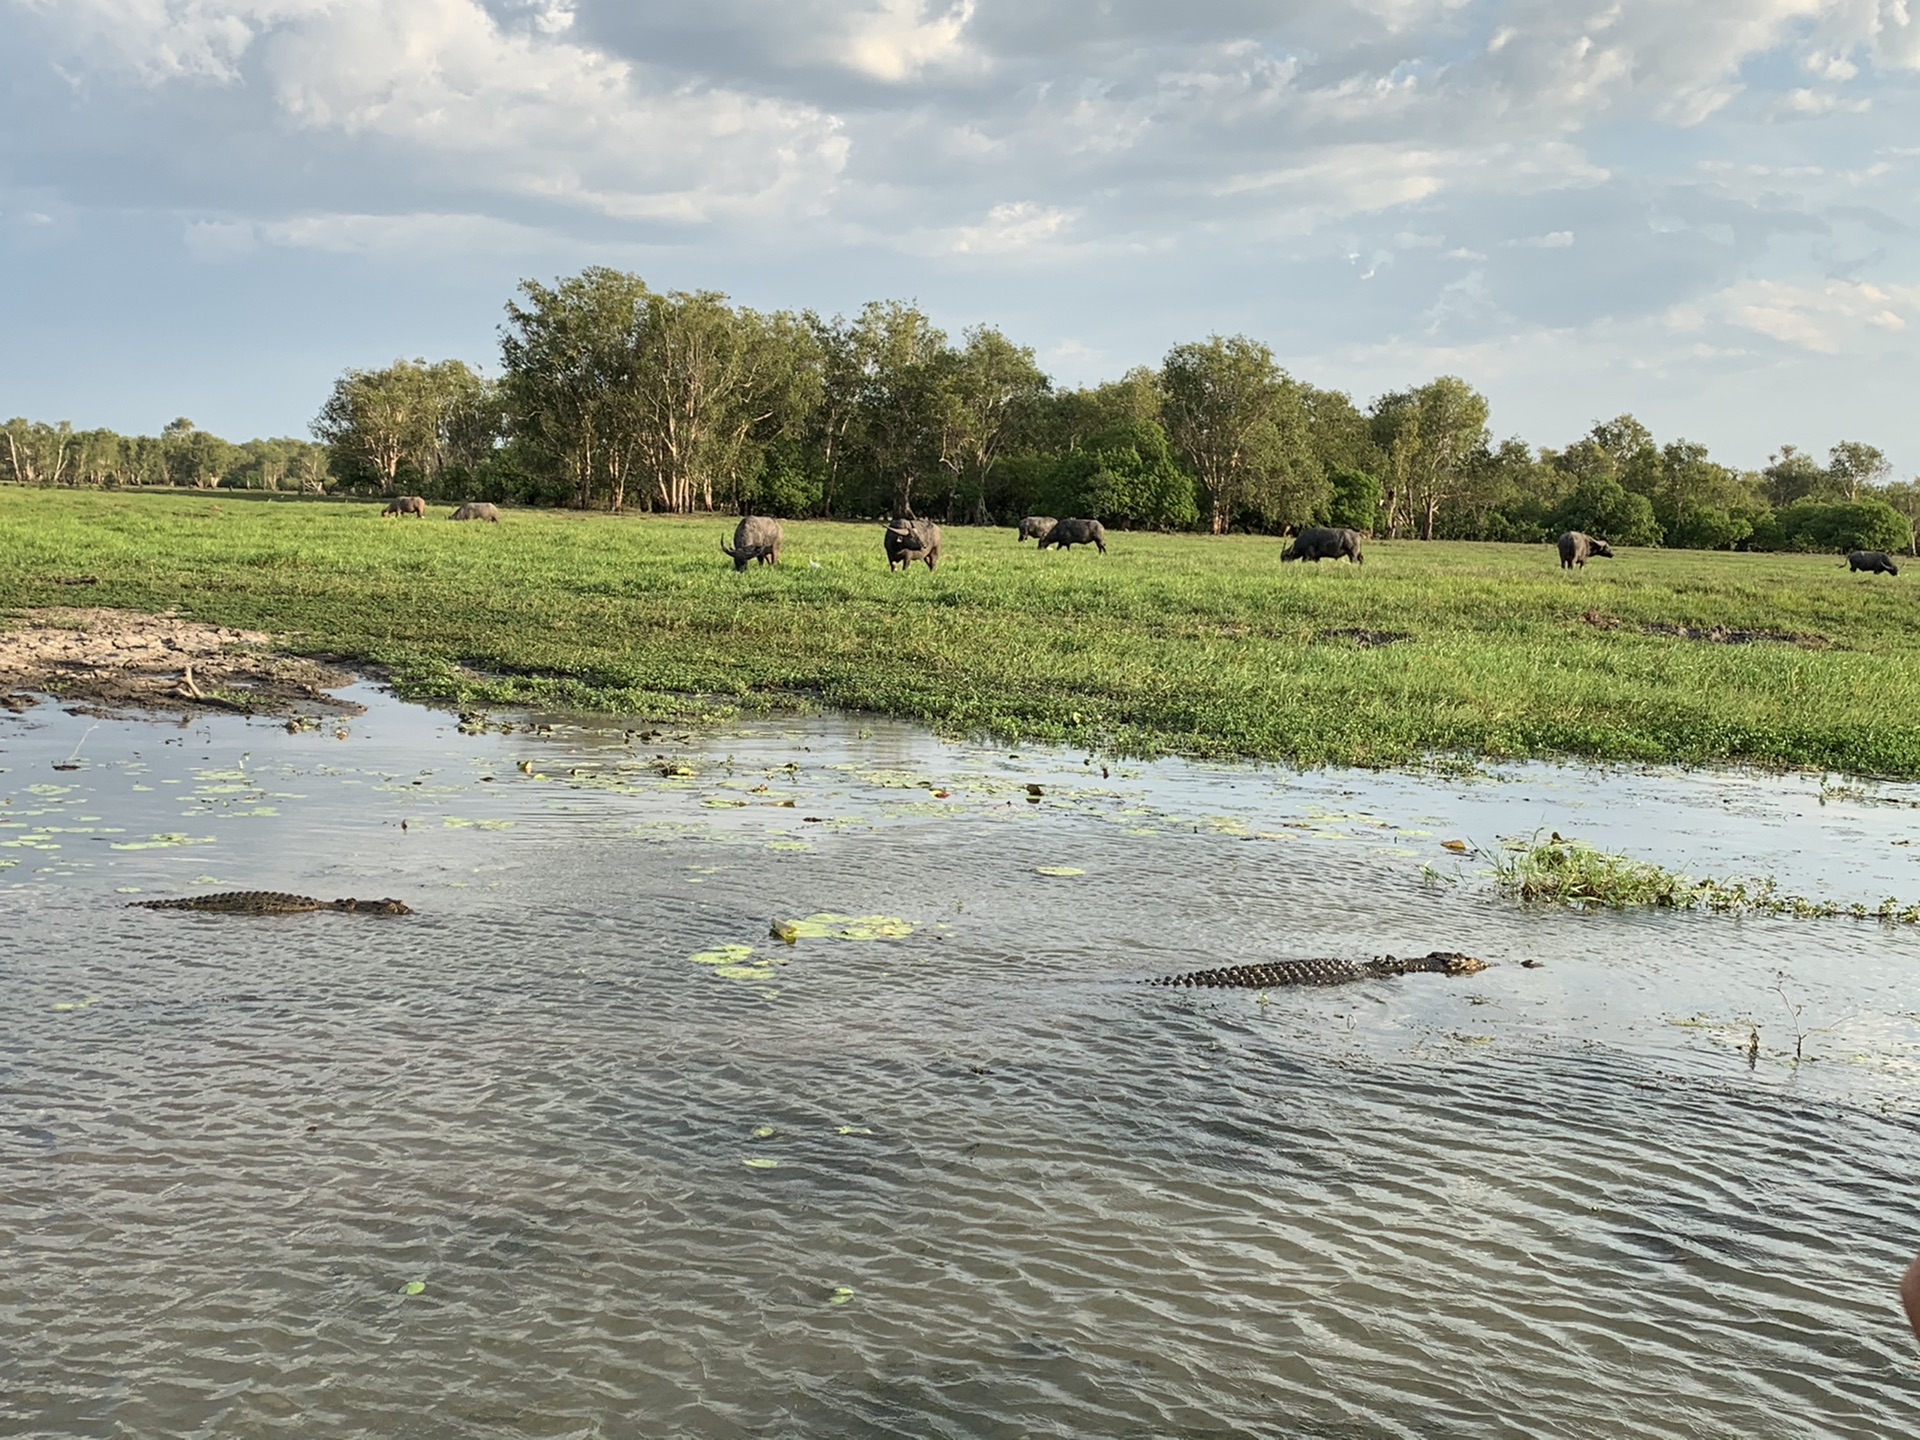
0 607 360 719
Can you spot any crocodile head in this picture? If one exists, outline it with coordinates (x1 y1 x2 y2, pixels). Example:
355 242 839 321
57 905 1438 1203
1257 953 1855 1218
1434 951 1488 974
333 897 414 914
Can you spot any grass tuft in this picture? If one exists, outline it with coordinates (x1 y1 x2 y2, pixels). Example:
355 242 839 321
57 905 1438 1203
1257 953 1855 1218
1493 835 1920 924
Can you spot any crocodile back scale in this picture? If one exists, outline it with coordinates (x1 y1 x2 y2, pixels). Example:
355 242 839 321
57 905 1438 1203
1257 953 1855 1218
1148 951 1485 989
129 891 413 915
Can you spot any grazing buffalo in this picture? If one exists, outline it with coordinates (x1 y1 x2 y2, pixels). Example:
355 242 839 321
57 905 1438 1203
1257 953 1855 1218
1281 526 1364 564
1846 550 1900 576
1038 518 1108 553
721 515 783 570
1558 531 1612 568
1017 515 1056 543
884 518 942 571
449 502 501 523
381 495 427 518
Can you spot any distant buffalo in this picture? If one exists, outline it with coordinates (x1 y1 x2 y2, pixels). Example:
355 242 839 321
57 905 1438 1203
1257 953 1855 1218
381 496 427 518
884 518 942 571
1038 518 1108 553
1017 515 1056 543
449 502 500 523
1846 550 1900 576
1282 526 1364 564
722 515 783 570
1558 531 1612 568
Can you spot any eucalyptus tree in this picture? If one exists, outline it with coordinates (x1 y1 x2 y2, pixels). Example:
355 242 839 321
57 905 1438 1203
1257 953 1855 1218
1369 377 1490 540
312 360 483 495
848 300 950 517
1652 440 1761 549
1159 335 1318 534
500 269 650 510
1828 440 1891 501
631 289 815 514
932 325 1050 523
0 418 75 486
161 419 240 489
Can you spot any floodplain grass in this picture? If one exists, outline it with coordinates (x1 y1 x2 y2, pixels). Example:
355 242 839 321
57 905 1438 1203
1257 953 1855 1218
3 487 1920 775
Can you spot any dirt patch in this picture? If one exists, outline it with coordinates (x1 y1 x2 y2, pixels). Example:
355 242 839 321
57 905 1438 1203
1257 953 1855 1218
1639 622 1831 648
1579 612 1830 647
0 608 362 719
1316 627 1413 648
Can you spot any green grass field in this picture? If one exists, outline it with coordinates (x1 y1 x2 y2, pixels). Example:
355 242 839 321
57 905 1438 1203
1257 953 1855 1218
3 488 1917 774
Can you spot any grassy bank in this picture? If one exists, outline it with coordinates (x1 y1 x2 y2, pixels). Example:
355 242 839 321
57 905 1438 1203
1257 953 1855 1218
3 488 1918 773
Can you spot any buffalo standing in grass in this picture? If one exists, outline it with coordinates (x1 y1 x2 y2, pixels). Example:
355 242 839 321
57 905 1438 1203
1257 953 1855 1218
381 496 427 518
1281 526 1364 564
1558 531 1612 568
721 515 783 570
1017 515 1056 543
1038 518 1108 554
1846 550 1900 576
450 502 500 523
884 518 942 571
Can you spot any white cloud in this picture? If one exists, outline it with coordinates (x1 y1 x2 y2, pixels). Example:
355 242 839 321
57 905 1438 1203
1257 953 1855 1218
948 201 1073 254
16 0 849 223
837 0 978 81
1712 278 1920 353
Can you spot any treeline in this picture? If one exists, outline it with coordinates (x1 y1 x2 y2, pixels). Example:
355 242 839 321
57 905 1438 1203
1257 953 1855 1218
9 266 1916 553
1 416 328 492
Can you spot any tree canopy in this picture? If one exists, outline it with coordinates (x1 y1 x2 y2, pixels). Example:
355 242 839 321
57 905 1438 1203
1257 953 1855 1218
7 267 1912 556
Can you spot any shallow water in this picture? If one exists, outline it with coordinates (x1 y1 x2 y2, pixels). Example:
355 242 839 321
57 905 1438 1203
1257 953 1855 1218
4 690 1919 1439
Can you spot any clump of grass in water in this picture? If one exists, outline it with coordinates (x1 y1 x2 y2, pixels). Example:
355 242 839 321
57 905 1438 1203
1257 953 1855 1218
1493 835 1920 924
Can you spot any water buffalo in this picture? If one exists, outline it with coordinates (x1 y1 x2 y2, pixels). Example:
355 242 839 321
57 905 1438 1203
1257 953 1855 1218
721 515 783 570
1558 531 1612 568
884 518 942 571
1846 550 1900 575
1017 515 1056 543
1038 518 1108 553
1282 526 1364 564
449 502 500 523
381 495 427 518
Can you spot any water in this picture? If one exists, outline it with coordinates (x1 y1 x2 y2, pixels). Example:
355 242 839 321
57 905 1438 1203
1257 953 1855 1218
4 690 1918 1438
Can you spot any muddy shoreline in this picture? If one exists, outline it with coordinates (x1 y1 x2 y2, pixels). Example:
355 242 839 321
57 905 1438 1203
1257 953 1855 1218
0 607 362 720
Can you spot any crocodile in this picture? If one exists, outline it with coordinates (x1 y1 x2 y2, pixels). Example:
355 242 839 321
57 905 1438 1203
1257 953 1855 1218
129 891 412 915
1148 951 1485 989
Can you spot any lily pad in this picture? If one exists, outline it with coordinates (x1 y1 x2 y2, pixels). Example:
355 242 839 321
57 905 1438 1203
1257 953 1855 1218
688 944 757 967
1034 866 1086 877
400 1280 426 1296
743 1157 780 1169
829 1286 855 1305
785 912 915 940
109 833 216 851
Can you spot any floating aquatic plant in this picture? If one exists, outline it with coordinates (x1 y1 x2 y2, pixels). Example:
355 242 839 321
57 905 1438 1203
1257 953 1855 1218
1494 834 1920 924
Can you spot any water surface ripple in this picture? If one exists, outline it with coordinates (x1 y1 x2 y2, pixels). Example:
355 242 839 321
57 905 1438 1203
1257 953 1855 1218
4 694 1918 1438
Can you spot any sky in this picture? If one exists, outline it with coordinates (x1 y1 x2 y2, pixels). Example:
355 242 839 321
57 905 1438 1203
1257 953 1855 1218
4 0 1919 473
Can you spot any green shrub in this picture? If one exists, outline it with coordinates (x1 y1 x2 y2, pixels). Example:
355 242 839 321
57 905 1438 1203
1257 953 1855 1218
1326 466 1382 532
1747 497 1911 554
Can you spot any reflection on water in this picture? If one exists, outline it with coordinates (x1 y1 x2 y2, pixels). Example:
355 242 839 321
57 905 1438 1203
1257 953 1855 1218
4 689 1918 1439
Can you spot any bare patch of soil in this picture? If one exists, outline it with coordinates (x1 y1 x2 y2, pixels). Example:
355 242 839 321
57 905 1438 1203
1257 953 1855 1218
1639 622 1832 648
1578 612 1830 648
0 608 362 719
1316 627 1413 648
